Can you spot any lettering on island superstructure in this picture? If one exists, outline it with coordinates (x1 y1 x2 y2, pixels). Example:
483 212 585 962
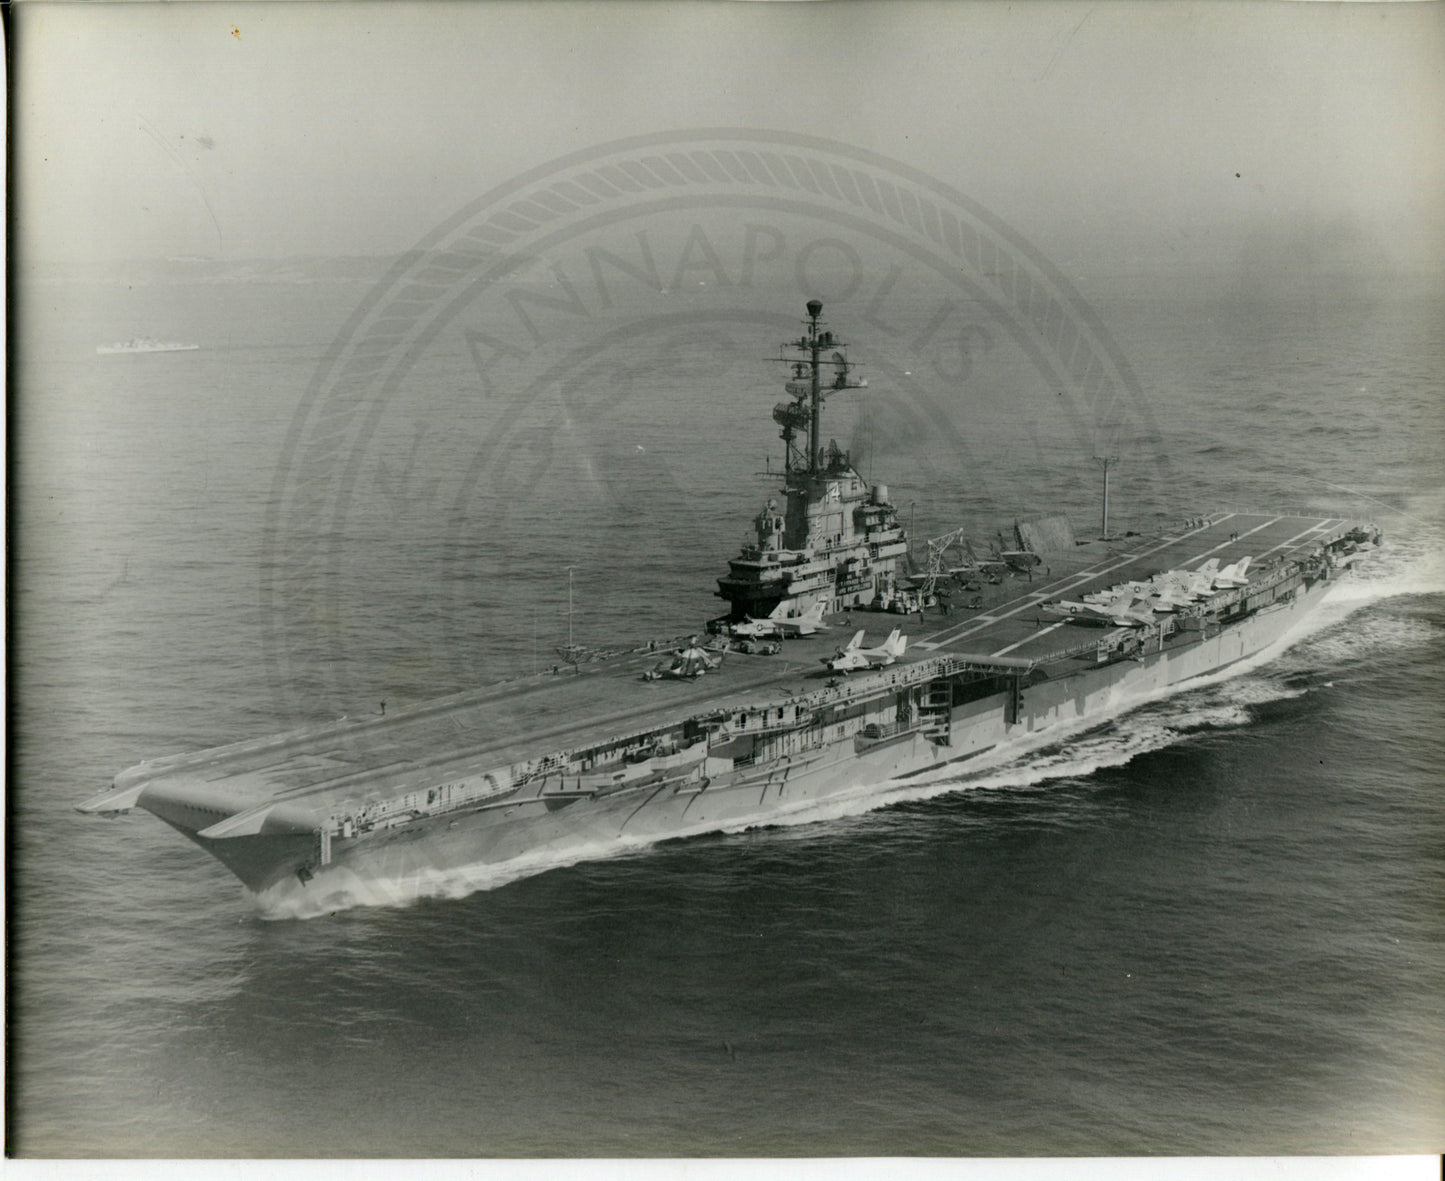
717 299 912 623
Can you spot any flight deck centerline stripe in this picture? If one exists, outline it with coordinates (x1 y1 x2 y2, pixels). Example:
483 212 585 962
992 620 1067 656
922 515 1239 648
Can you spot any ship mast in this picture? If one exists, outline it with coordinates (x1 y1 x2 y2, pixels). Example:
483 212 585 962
772 299 864 477
806 298 824 474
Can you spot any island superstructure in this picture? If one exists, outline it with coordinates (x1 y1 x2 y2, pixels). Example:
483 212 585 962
78 302 1381 900
717 300 911 622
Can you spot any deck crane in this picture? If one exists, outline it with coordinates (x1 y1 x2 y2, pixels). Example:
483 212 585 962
915 527 978 598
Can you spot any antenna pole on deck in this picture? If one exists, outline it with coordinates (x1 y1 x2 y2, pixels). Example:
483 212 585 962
1094 455 1118 539
567 565 575 650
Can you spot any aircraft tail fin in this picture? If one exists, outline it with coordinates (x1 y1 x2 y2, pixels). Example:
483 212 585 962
870 628 907 657
1219 556 1252 582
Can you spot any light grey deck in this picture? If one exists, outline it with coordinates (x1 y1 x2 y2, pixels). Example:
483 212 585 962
102 513 1354 813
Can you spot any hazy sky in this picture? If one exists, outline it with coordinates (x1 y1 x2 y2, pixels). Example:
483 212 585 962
15 0 1445 279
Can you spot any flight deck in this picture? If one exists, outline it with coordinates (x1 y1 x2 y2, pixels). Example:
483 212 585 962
93 512 1361 823
905 511 1356 666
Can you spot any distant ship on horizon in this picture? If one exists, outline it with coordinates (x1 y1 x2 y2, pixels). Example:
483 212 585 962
96 337 199 355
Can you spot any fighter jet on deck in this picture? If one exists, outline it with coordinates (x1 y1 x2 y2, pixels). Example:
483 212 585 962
1211 557 1253 588
1045 591 1156 627
773 600 830 638
822 628 907 673
732 599 829 639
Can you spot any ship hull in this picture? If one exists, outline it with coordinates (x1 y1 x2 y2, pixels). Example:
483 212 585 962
80 509 1377 905
228 573 1335 901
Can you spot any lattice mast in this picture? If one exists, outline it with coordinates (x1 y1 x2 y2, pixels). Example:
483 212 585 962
772 299 865 475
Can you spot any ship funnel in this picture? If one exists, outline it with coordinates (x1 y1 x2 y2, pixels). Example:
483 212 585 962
871 484 890 506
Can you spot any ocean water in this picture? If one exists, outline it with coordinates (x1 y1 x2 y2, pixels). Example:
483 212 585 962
9 263 1444 1156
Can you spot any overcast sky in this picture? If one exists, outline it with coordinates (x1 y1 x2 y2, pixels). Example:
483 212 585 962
15 0 1444 279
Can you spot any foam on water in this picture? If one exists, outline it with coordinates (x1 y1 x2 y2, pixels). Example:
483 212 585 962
254 839 658 921
256 679 1302 920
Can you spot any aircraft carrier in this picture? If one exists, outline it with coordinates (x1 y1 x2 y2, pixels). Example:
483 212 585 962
78 301 1381 899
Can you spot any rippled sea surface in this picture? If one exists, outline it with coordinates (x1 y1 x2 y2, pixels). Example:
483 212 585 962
10 266 1444 1156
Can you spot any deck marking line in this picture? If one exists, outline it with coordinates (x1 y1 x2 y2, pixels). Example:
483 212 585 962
1252 519 1336 562
1186 516 1282 565
924 514 1239 648
962 513 1315 659
992 620 1067 656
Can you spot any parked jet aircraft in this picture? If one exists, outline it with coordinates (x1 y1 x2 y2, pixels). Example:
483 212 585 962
730 615 780 639
822 628 907 673
1138 582 1196 612
773 601 830 637
732 599 829 639
1095 569 1210 606
1045 592 1155 627
1190 555 1249 588
1168 569 1217 599
1211 557 1253 587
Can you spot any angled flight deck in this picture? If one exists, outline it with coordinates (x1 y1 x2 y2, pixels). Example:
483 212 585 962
91 512 1355 826
911 512 1355 666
